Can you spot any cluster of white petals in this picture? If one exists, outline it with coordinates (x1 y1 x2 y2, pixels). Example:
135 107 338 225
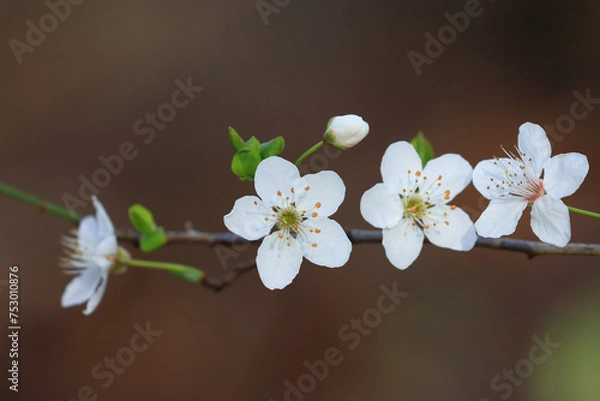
473 122 589 247
61 197 117 315
360 141 477 269
224 157 351 290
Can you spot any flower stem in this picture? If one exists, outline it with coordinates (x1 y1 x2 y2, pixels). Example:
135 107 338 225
567 206 600 219
121 258 205 283
0 181 80 224
295 141 324 166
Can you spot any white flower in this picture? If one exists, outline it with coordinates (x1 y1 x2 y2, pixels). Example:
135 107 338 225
224 156 352 290
324 114 370 149
360 141 477 269
473 122 589 247
60 196 117 315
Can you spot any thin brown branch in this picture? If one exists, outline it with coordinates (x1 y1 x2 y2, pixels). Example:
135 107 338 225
201 259 257 291
115 227 600 258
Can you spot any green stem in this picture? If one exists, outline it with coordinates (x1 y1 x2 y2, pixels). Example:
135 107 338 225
0 181 80 224
295 141 324 166
567 206 600 219
121 258 205 283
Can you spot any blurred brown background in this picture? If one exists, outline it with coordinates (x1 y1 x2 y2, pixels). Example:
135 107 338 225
1 0 600 400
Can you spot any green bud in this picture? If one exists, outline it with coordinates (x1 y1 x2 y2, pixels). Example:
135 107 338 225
169 269 204 284
228 126 245 152
260 136 285 158
128 204 157 234
140 227 167 252
411 131 434 167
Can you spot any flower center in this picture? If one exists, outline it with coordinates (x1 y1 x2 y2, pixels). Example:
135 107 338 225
275 206 304 233
486 145 546 202
403 195 429 221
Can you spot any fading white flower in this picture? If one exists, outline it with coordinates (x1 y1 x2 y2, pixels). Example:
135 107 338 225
324 114 370 149
360 141 476 269
224 156 351 290
473 122 589 247
60 196 117 315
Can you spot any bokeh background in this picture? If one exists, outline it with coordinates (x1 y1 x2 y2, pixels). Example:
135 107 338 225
1 0 600 400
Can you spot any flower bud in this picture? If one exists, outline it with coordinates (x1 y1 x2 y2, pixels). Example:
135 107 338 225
323 114 370 149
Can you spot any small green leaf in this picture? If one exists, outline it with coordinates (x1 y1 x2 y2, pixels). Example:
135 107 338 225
228 126 245 152
260 136 285 158
128 204 156 234
140 227 167 252
169 269 204 284
231 149 262 181
411 131 434 167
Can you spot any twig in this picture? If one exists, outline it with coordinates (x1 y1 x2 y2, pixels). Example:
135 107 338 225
201 259 257 291
115 227 600 257
114 227 600 290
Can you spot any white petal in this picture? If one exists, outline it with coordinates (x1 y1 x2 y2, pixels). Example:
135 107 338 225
422 154 473 203
543 153 589 199
472 158 513 200
254 157 301 204
300 218 352 267
381 219 424 270
77 215 99 248
360 183 402 229
92 236 118 270
517 122 552 176
475 198 527 238
224 196 274 240
297 170 345 217
61 268 103 308
92 196 115 238
83 274 108 315
530 195 571 247
256 232 303 290
380 141 422 193
423 206 477 251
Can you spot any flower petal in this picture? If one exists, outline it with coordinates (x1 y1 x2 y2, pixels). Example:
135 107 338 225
254 157 301 204
77 215 99 248
517 122 552 176
256 232 303 290
472 158 514 200
422 154 473 203
301 218 352 267
92 236 118 270
224 196 274 241
475 198 527 238
543 152 589 199
530 195 571 247
92 196 115 238
381 218 424 270
380 141 422 193
360 183 402 229
423 206 477 251
83 274 108 315
61 268 103 308
297 170 346 217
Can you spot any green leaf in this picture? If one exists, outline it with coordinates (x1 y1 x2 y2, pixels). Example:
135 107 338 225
228 126 245 152
231 136 262 181
128 204 156 234
169 269 204 284
411 131 434 167
140 228 167 252
260 136 285 158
